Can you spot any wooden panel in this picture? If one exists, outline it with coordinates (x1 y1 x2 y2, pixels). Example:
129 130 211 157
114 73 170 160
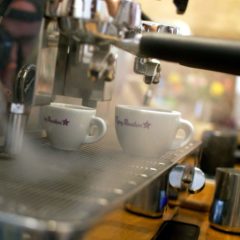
83 178 240 240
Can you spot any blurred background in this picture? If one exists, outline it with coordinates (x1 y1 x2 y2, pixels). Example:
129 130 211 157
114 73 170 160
140 0 240 40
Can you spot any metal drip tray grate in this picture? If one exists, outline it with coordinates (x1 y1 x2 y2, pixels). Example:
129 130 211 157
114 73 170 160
0 131 200 234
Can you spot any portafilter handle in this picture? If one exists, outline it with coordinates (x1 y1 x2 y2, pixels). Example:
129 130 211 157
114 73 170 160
114 32 240 76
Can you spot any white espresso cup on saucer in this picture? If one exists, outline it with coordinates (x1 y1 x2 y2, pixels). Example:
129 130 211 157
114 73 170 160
115 105 194 158
41 103 107 150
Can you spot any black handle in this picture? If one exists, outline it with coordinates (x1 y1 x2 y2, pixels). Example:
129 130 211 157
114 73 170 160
140 33 240 75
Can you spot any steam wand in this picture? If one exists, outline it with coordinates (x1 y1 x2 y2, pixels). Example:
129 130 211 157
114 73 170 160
5 64 36 156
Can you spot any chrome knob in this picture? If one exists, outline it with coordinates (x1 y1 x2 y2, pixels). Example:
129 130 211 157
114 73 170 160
169 165 205 193
114 0 142 33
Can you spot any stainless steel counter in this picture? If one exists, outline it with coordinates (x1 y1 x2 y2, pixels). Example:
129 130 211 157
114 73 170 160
0 130 200 239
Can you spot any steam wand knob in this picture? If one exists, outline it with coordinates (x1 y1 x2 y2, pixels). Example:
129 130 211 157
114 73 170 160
169 164 205 193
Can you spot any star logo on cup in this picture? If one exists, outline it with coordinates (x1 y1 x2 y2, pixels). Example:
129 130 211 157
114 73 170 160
62 118 70 126
143 121 151 129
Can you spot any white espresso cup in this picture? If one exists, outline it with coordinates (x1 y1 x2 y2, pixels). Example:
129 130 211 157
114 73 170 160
41 103 107 150
115 105 194 158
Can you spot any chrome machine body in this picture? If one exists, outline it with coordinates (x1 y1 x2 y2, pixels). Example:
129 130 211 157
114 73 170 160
4 0 180 155
0 1 208 240
34 0 142 107
33 1 180 108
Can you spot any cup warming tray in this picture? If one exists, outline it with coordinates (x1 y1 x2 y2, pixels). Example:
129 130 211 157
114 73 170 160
0 130 201 237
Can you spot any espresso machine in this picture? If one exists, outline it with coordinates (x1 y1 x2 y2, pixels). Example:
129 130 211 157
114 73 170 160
0 0 239 239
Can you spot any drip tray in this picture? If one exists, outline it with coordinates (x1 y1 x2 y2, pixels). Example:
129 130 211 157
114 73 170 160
0 131 200 235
